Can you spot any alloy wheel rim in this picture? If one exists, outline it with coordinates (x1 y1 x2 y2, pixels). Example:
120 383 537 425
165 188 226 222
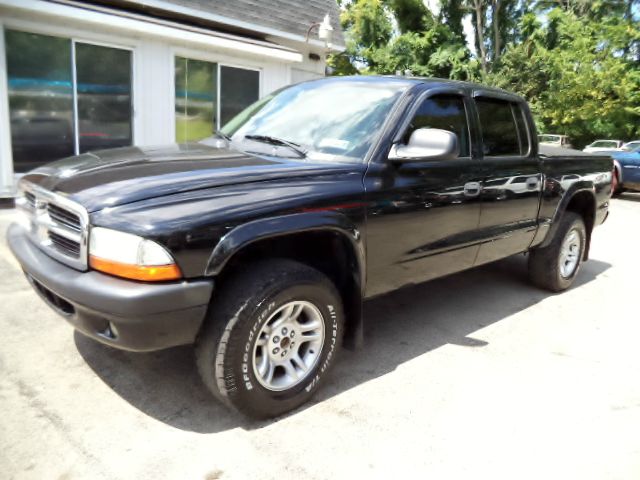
252 301 325 391
559 229 581 278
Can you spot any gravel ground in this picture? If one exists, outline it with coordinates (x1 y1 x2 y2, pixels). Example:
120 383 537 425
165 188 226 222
1 195 639 480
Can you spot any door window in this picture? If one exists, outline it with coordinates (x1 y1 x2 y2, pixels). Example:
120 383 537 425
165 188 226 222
475 98 529 157
5 29 133 172
404 95 470 157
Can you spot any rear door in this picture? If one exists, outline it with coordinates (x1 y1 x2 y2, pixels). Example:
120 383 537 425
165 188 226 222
471 94 542 265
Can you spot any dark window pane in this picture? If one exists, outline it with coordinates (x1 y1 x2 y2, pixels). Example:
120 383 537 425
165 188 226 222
405 95 470 157
175 57 216 142
220 66 259 127
5 30 74 172
76 43 132 153
476 98 521 156
513 104 530 155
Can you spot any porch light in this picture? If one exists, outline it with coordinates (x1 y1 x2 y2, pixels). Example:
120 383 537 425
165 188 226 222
306 14 334 49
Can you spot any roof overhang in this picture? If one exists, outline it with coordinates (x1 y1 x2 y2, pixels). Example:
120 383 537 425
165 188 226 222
0 0 304 62
110 0 346 52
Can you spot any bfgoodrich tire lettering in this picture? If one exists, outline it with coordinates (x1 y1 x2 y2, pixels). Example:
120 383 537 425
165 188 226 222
195 259 344 419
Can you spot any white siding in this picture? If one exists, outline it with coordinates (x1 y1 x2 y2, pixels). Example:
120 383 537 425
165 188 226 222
133 41 175 146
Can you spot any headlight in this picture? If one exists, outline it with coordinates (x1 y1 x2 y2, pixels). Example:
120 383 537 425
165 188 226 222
89 227 182 281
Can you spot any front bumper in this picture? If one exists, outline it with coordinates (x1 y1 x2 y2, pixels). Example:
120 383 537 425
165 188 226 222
7 223 214 351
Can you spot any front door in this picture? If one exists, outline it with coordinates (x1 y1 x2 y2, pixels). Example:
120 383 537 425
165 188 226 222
364 90 484 297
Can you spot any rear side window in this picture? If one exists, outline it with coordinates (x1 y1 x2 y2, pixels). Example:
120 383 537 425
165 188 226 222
405 95 470 157
475 98 529 156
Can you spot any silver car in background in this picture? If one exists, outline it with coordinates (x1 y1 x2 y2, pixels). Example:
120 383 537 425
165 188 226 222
583 139 624 153
538 134 573 149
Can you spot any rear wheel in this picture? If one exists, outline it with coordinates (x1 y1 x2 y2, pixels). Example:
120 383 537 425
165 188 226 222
195 259 344 419
528 212 586 292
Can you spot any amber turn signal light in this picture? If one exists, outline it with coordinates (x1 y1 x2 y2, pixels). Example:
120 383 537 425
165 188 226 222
89 255 182 282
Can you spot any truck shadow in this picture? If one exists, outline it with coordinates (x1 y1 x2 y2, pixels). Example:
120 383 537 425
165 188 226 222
75 254 611 433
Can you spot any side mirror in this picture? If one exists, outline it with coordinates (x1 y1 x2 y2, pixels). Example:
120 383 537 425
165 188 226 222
389 128 459 162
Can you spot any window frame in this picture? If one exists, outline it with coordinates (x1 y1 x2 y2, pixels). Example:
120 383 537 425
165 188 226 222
171 47 263 141
472 91 532 160
391 86 474 161
3 24 136 159
72 39 134 155
218 64 261 128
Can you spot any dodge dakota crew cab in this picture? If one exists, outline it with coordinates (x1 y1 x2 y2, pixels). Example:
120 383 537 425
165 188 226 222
8 76 612 418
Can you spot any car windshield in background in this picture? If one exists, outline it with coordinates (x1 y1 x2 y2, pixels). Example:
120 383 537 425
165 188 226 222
218 79 407 162
621 143 640 152
591 141 618 148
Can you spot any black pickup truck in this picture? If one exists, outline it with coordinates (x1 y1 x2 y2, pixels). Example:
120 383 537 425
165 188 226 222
8 76 612 418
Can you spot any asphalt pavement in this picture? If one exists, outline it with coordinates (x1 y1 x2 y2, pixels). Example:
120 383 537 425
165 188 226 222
1 195 639 480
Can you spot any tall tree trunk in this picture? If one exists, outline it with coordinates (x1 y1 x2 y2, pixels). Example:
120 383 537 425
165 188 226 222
492 0 502 63
470 0 488 74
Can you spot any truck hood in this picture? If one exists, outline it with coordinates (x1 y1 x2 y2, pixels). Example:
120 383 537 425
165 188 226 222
22 143 358 212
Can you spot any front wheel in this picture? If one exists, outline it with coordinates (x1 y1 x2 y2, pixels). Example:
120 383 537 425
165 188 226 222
195 259 344 419
528 212 587 292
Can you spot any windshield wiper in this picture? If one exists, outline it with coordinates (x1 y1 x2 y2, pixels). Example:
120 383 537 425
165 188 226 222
244 134 307 158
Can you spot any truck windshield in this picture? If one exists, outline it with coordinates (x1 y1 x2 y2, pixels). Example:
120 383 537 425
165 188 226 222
217 79 407 162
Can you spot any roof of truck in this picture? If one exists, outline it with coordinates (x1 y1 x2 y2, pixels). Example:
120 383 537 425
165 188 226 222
328 75 526 102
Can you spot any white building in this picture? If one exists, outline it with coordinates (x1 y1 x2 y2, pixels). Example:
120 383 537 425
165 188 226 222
0 0 344 196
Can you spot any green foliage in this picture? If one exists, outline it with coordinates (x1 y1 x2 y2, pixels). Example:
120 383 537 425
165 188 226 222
386 0 432 33
329 0 640 147
488 8 640 147
340 0 393 66
439 0 466 44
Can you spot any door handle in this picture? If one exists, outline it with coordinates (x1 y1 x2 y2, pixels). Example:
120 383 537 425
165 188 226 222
463 181 481 197
526 177 540 189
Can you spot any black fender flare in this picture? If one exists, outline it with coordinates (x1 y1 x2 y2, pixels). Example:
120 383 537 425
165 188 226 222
613 159 622 183
538 183 597 254
204 212 366 348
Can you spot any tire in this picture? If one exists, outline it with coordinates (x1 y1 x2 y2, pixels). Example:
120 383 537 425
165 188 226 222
528 211 587 292
195 259 344 419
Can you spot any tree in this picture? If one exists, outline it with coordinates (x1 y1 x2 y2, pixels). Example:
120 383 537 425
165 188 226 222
329 0 639 148
488 7 640 147
439 0 466 44
331 0 477 79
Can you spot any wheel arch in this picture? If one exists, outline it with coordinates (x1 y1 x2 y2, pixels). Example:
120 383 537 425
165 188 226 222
540 187 596 260
205 213 365 349
613 159 622 180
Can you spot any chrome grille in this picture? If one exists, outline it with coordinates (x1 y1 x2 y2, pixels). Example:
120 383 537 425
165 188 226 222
47 204 82 232
48 231 81 257
15 181 89 271
25 191 37 209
